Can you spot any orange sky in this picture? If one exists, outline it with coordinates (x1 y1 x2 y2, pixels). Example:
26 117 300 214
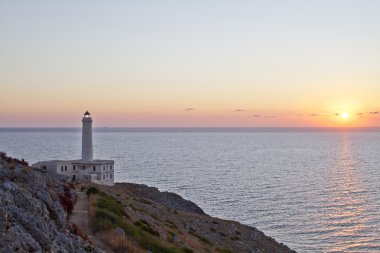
1 1 380 127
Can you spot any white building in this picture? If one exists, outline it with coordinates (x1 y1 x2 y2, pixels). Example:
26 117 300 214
33 111 115 185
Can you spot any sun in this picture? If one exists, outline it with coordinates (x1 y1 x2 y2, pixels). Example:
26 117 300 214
341 111 349 119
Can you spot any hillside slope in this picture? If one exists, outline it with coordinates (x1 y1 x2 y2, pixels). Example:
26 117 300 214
0 152 103 253
84 182 296 253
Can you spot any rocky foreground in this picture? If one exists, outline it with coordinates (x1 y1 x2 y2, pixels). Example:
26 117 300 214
0 152 296 253
0 152 103 253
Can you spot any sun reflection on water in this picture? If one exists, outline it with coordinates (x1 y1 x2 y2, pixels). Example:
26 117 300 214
323 133 378 252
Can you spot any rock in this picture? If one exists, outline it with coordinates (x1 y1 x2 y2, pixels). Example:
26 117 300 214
117 183 205 214
114 227 126 237
0 153 104 253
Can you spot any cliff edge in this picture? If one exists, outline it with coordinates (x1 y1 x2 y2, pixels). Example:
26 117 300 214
0 152 103 253
0 152 296 253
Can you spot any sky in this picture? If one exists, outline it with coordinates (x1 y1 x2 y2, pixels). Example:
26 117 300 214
1 0 380 127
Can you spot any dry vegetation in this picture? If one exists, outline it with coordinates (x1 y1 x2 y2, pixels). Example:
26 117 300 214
81 183 295 253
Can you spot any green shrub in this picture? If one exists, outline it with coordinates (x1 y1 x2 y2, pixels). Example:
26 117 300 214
134 219 150 227
182 248 194 253
93 209 123 232
165 219 178 229
90 191 192 253
136 198 152 205
86 186 100 196
96 194 128 218
188 231 213 246
134 219 160 237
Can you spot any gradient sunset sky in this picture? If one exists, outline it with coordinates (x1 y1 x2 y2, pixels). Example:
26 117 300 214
1 1 380 127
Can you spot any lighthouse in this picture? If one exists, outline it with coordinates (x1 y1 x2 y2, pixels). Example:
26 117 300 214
82 111 93 161
33 111 115 185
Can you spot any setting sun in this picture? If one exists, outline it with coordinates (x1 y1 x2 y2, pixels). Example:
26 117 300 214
341 112 349 119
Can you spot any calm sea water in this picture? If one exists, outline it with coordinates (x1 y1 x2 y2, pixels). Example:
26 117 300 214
1 128 380 253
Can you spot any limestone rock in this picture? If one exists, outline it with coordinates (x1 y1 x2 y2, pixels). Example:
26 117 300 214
114 227 126 238
0 153 104 253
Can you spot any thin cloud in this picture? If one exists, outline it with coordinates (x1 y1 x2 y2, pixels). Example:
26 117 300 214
184 108 195 111
308 114 318 117
253 114 276 118
234 109 246 112
369 111 379 115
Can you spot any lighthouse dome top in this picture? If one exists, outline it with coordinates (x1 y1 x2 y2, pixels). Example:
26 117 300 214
84 111 91 117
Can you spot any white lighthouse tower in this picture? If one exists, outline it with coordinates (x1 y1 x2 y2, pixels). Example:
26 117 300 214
33 111 115 185
82 111 93 161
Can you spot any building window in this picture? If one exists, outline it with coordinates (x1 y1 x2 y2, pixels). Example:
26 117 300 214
110 174 113 179
73 165 76 170
61 166 63 172
82 165 85 169
65 166 67 171
103 175 105 180
110 165 113 170
103 166 105 171
93 166 96 171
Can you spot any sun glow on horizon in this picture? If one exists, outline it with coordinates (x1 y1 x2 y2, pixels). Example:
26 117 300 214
341 111 349 119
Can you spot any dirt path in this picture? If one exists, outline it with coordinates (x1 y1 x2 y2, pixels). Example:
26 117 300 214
70 189 114 253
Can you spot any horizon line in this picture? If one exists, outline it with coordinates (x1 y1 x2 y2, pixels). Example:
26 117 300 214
1 126 380 133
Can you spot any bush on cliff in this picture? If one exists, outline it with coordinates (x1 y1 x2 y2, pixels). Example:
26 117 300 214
89 190 192 253
86 186 100 196
59 195 73 214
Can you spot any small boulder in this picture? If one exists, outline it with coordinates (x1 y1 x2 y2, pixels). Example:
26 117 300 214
114 227 125 238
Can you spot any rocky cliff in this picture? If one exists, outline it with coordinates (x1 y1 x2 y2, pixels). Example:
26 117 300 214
89 182 296 253
0 152 103 253
0 152 296 253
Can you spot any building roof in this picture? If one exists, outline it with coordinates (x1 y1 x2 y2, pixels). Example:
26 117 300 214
33 159 114 166
72 159 114 165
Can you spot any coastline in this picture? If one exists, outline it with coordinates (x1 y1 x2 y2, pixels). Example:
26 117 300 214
0 152 296 253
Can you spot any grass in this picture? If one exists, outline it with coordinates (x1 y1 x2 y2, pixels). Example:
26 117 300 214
129 203 144 212
89 190 192 253
188 231 213 246
22 165 32 174
136 198 152 205
134 219 160 237
96 193 129 218
165 219 178 229
151 214 160 221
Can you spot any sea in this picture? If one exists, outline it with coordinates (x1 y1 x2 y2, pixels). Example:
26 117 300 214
1 128 380 253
